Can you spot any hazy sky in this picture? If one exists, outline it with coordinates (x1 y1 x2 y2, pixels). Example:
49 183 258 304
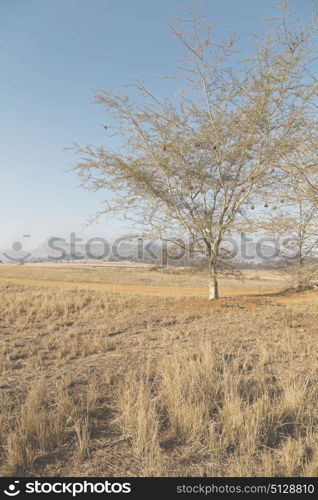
0 0 312 249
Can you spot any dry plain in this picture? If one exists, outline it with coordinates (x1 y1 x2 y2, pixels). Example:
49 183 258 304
0 263 318 477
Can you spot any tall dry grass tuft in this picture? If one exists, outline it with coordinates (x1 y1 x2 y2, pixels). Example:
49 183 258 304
117 364 164 476
3 379 98 475
4 381 68 475
74 417 91 462
159 341 219 446
116 335 318 476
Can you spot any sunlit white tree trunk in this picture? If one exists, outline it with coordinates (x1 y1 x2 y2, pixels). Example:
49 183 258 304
209 262 219 300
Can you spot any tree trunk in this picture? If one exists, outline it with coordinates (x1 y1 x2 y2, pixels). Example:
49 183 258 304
209 262 219 300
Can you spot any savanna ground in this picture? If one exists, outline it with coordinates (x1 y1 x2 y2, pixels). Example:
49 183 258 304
1 263 318 477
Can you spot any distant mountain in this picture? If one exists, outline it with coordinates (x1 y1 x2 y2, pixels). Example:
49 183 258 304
1 235 314 268
0 237 162 264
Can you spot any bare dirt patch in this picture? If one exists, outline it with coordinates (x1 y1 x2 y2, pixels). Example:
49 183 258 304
0 267 316 306
0 274 281 298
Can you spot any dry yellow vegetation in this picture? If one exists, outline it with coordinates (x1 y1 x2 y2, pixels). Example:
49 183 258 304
0 264 318 477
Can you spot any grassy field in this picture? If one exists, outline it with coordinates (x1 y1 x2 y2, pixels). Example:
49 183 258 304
1 264 318 477
0 262 287 289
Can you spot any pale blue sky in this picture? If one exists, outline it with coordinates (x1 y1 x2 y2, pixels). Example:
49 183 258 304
0 0 312 249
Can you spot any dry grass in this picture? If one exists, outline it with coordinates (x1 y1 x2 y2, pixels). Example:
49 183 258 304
0 263 287 290
0 266 318 477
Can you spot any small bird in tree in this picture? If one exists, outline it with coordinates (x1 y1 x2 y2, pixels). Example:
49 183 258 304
103 125 108 130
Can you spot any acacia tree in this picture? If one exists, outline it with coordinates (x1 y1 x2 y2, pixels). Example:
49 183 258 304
73 2 318 299
272 151 318 287
260 190 318 261
282 145 318 209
